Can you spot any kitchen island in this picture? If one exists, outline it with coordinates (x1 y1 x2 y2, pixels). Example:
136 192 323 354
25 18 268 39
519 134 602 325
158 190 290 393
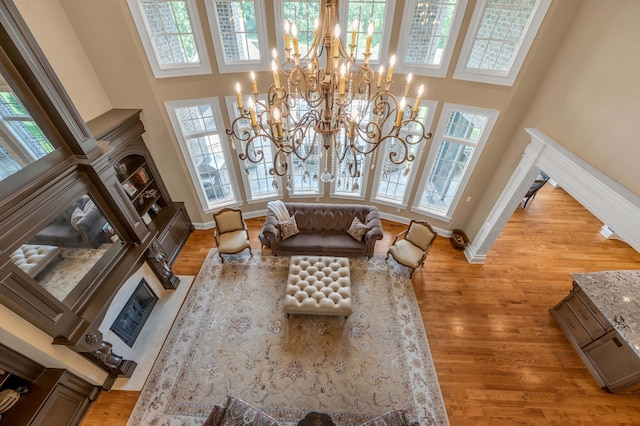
551 270 640 394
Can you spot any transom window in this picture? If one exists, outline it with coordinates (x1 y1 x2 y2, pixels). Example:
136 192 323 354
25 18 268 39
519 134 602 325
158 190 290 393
275 0 393 66
165 99 239 211
339 0 395 65
414 103 499 220
127 0 211 78
396 0 467 77
274 1 321 57
205 0 269 72
454 0 552 85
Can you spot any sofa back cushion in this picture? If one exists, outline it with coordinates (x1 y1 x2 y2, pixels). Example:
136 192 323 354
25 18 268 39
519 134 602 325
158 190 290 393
286 203 376 233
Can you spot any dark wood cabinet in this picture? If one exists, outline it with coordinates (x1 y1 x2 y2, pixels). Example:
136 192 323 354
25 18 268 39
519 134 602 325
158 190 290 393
0 344 100 426
156 204 192 264
551 283 640 394
583 331 640 394
2 369 99 426
87 109 194 271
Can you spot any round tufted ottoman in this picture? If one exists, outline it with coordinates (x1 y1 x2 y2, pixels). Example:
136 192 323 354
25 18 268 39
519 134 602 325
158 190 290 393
284 256 352 317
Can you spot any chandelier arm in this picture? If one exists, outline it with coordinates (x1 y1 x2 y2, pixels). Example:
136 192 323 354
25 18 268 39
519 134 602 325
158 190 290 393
286 125 318 163
236 133 267 164
352 67 375 95
379 134 414 165
269 146 289 177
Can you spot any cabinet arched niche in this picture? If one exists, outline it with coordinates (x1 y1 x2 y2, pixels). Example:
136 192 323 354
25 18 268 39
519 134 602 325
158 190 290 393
88 109 194 288
115 154 165 223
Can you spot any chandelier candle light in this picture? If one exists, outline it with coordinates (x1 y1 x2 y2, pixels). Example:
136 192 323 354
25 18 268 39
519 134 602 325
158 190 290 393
226 0 431 189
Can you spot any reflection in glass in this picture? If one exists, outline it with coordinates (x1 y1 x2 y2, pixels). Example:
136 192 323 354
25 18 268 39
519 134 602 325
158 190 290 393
0 71 56 181
9 194 120 303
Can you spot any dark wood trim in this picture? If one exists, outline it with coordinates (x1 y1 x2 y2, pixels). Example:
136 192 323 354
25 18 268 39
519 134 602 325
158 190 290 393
0 342 45 382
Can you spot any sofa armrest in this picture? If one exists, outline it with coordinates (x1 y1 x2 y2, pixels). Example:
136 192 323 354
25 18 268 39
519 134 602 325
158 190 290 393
261 213 281 250
75 207 107 249
363 209 384 257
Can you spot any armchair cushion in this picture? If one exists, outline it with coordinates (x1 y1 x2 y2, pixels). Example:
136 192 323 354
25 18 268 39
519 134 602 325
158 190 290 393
346 216 369 241
388 239 425 269
218 229 251 253
405 222 436 251
214 209 245 233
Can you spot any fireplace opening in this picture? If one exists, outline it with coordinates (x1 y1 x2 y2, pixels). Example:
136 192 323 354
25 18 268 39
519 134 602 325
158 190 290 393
110 279 158 347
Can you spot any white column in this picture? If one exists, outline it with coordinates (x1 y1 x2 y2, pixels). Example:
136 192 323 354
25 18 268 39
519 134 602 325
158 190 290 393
464 137 545 263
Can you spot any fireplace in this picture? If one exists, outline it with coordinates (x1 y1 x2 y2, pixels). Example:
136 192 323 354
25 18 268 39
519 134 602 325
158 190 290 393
110 279 158 347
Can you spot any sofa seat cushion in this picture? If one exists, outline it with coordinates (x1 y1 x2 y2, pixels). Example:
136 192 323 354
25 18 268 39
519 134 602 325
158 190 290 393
278 232 324 252
322 232 367 252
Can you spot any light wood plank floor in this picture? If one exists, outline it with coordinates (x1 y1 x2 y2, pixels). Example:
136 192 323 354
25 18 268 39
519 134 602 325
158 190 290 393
83 185 640 425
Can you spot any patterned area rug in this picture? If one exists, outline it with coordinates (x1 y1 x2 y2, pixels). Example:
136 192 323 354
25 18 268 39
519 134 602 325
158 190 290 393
128 250 448 425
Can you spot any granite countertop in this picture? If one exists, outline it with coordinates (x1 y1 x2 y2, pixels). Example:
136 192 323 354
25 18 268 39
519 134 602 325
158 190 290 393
571 270 640 357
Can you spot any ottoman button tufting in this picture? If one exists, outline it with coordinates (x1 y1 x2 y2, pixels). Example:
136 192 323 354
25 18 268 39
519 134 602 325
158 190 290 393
284 256 352 318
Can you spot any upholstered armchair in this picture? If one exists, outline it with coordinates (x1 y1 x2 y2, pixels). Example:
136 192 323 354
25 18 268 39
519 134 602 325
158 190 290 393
212 208 252 263
386 220 436 277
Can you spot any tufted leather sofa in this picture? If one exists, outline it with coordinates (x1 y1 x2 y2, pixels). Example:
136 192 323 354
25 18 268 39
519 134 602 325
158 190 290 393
28 195 108 249
205 396 420 426
261 203 383 257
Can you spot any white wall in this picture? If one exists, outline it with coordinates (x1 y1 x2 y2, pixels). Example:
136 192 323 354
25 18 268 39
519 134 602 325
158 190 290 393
13 0 112 121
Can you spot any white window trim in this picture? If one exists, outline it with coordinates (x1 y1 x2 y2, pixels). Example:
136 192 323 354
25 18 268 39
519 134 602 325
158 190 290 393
371 99 438 207
165 97 241 213
223 95 283 203
332 193 367 202
453 0 552 86
396 0 468 78
412 103 500 221
127 0 212 78
204 0 270 73
338 0 396 67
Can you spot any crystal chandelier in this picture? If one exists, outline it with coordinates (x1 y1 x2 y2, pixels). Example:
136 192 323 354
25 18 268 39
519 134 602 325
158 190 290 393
226 0 431 189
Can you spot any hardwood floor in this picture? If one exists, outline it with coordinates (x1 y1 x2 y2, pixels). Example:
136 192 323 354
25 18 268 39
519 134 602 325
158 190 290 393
82 185 640 425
